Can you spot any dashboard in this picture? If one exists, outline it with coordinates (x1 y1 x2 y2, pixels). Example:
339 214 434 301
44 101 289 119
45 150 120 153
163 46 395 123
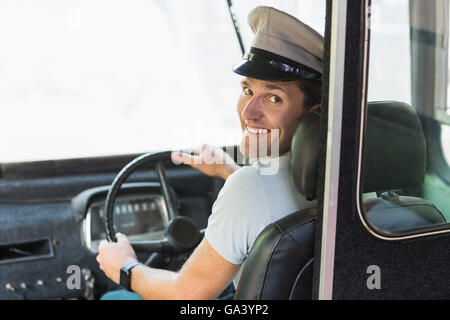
0 164 222 300
82 193 169 253
71 182 173 253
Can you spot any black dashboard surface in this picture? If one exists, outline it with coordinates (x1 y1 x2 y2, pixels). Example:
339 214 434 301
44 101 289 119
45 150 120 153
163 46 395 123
0 162 224 299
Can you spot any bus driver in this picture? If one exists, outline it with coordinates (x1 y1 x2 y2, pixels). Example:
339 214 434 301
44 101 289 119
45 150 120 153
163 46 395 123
97 6 323 300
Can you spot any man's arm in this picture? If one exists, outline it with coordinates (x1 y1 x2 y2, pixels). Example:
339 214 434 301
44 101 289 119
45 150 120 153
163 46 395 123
97 234 241 300
132 238 240 299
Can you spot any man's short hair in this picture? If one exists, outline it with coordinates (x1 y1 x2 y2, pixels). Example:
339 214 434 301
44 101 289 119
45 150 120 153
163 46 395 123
296 79 322 111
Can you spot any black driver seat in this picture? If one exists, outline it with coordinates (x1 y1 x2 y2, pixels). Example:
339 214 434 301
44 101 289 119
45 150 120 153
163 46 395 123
233 101 445 300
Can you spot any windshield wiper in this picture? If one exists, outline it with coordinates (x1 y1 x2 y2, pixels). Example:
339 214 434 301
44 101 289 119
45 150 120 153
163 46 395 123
226 0 245 56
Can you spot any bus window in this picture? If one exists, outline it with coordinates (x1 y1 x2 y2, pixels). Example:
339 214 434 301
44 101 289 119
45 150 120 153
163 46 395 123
361 0 450 236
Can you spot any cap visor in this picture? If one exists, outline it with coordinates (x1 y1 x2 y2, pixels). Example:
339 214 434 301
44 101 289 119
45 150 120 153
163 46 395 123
232 59 300 82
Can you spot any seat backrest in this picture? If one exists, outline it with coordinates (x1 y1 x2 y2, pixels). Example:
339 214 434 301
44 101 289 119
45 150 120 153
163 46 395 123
362 101 445 231
234 109 321 300
233 208 316 299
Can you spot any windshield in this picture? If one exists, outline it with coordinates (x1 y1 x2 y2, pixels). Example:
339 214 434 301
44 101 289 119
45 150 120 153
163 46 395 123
0 0 326 163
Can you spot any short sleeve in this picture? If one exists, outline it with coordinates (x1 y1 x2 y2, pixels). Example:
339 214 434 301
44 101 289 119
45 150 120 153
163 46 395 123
205 166 269 265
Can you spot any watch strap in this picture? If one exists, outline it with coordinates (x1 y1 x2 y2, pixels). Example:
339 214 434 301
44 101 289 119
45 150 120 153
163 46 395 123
120 261 141 291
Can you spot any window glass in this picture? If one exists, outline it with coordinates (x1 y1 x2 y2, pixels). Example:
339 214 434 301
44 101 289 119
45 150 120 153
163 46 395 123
363 0 450 234
368 0 411 104
0 0 325 163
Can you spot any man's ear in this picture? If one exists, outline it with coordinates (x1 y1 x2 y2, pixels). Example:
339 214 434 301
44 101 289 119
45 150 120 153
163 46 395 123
308 104 321 113
298 104 321 121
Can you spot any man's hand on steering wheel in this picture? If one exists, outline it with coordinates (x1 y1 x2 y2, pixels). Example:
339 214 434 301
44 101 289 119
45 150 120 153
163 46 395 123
97 233 138 284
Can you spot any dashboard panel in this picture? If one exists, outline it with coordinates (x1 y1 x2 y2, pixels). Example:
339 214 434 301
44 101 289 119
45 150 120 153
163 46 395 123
82 193 169 253
0 161 223 299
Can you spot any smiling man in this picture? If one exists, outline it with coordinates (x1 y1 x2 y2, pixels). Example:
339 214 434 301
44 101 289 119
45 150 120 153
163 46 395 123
97 6 323 300
238 77 319 160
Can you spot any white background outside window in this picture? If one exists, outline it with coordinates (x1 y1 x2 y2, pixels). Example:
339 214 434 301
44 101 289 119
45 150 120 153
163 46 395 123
0 0 325 163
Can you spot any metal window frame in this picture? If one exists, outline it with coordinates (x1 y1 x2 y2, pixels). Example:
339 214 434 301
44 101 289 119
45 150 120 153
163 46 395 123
318 0 348 301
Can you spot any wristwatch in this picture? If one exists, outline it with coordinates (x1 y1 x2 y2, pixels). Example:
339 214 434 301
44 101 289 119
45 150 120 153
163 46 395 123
120 261 141 291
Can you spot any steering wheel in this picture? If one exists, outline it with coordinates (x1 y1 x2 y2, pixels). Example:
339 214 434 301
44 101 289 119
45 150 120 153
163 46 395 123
104 151 201 254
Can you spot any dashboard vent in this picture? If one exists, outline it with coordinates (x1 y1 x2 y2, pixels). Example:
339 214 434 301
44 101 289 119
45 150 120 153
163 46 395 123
0 237 54 265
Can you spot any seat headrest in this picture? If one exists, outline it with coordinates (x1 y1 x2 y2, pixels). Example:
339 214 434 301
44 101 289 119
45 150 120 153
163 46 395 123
363 101 426 193
290 109 321 201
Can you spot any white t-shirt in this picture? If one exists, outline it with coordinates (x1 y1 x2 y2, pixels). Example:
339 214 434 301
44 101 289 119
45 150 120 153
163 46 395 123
204 152 316 286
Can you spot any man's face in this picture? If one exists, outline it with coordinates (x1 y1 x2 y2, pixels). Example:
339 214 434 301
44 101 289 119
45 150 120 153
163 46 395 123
237 77 307 158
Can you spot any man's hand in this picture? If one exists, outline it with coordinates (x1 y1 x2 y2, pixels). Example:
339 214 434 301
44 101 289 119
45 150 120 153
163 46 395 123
171 144 240 180
96 233 138 284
